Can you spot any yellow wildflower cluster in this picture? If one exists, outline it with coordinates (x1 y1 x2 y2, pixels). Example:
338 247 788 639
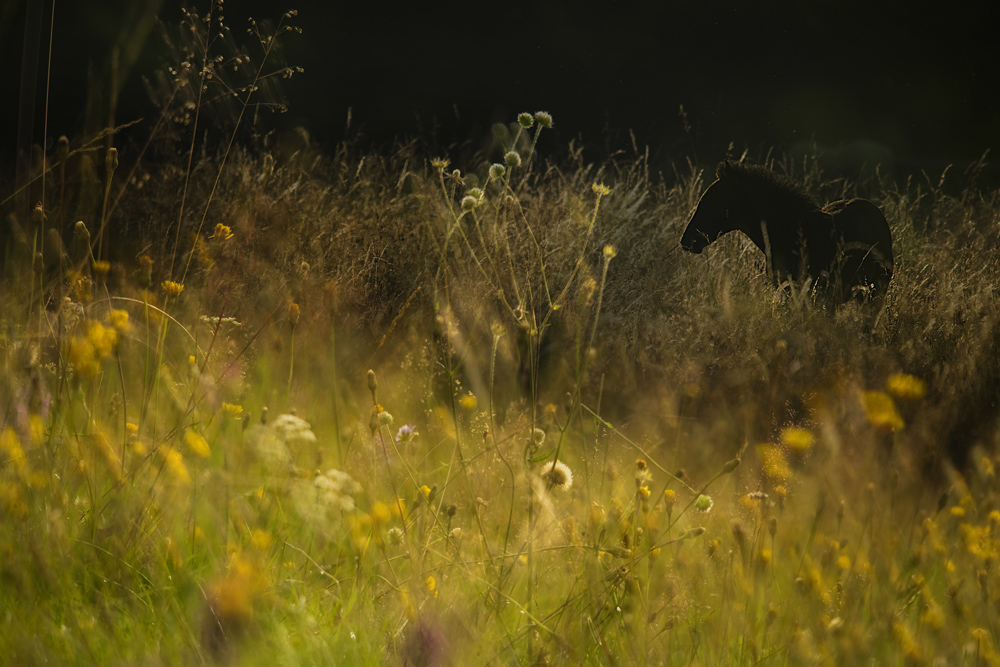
108 308 130 333
424 575 438 599
1 428 27 474
208 551 266 631
66 320 120 378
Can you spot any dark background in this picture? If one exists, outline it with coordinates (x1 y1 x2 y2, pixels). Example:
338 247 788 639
3 0 999 179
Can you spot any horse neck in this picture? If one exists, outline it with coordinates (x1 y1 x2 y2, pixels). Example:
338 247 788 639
730 191 772 253
731 188 816 254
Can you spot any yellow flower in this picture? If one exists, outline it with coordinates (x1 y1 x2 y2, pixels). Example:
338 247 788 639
222 402 244 418
0 429 26 472
161 446 190 485
183 429 211 459
780 426 815 455
458 393 478 412
161 280 185 297
67 321 119 378
107 309 130 333
424 575 438 598
251 529 273 551
757 444 792 482
209 551 263 628
886 373 926 400
210 223 234 240
860 391 904 431
371 502 392 526
922 601 945 630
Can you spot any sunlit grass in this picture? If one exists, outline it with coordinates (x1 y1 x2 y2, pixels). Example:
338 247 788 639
3 6 1000 665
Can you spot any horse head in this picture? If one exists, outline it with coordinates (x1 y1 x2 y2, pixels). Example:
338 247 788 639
680 161 741 253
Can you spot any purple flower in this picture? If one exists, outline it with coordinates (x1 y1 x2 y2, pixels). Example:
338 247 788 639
395 424 418 445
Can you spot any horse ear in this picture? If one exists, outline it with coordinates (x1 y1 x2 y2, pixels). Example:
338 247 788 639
716 160 734 181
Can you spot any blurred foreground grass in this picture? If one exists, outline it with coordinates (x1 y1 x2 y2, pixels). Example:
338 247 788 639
3 104 1000 665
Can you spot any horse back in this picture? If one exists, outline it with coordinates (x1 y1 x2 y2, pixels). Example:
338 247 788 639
822 198 893 269
823 198 893 304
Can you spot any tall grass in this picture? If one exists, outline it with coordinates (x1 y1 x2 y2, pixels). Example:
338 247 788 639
3 6 1000 665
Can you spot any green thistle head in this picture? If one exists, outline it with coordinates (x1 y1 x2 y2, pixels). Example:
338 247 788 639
534 111 553 128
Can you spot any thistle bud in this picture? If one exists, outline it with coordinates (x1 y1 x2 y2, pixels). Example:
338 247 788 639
57 136 69 164
105 147 119 175
721 457 741 474
504 151 521 169
261 154 274 187
138 254 153 289
367 369 378 403
517 112 534 129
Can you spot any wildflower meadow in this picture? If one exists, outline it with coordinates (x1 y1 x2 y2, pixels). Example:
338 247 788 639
3 5 1000 665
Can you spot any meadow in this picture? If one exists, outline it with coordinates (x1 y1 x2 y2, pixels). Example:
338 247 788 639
4 9 1000 666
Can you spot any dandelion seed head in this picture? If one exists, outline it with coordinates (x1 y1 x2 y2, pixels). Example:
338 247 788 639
540 460 573 491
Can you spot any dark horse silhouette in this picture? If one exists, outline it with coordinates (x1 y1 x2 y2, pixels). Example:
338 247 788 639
681 161 893 306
